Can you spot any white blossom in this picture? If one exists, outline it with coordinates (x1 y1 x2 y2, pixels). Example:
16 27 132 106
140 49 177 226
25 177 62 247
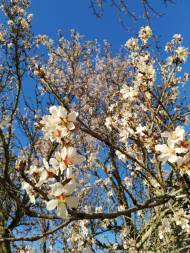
139 26 152 43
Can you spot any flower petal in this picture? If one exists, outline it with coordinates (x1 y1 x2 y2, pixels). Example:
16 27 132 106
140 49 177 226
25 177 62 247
57 202 68 218
65 196 79 209
46 199 58 211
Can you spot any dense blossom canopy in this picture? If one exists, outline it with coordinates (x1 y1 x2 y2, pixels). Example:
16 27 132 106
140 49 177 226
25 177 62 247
0 0 189 253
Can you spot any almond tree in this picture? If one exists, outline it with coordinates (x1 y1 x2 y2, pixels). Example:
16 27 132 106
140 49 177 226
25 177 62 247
0 1 189 253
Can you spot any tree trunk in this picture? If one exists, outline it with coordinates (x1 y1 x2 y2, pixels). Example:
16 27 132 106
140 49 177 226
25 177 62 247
0 211 11 253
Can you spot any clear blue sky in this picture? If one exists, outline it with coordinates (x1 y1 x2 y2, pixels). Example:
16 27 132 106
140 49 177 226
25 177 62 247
29 0 190 51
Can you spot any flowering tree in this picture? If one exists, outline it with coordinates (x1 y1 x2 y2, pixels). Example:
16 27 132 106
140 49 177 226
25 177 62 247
0 0 189 253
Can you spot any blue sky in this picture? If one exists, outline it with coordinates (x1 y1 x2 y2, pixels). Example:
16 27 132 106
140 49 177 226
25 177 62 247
29 0 190 51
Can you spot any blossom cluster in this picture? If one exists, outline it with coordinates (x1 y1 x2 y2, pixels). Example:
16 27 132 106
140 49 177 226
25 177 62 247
165 34 189 64
125 26 152 50
21 105 85 218
106 28 156 154
39 105 78 143
155 126 190 175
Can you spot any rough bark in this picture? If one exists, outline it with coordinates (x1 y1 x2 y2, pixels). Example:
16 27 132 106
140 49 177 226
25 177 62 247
0 211 11 253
